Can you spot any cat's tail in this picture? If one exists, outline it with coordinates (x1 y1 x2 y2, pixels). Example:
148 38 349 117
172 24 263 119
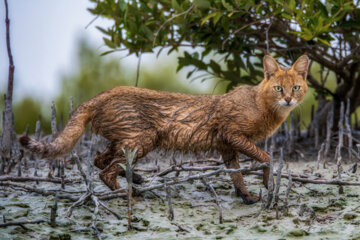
19 102 93 158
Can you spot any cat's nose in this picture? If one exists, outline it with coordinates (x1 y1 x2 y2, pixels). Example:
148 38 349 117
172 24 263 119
285 97 292 103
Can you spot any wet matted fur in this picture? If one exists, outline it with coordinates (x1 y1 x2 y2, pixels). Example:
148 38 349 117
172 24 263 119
20 55 309 204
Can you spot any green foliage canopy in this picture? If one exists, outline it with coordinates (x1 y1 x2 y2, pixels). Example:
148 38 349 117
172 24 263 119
89 0 360 97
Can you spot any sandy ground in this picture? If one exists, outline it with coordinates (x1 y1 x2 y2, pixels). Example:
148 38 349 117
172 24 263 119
1 153 360 240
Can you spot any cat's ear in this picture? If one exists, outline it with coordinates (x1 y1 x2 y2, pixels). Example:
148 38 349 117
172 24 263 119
263 55 280 80
291 54 309 80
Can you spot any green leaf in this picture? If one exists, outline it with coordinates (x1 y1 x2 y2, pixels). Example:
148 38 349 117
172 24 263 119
317 38 330 46
103 37 117 48
96 26 110 36
100 50 115 56
194 0 210 9
119 163 126 170
213 12 223 24
209 60 221 74
201 12 219 26
171 0 182 12
221 0 234 11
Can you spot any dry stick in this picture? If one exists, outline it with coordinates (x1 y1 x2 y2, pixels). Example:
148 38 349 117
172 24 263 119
91 195 102 240
68 153 121 221
265 151 274 209
50 192 58 227
135 51 142 87
265 16 273 54
157 159 223 177
17 150 23 177
201 177 223 224
0 176 72 183
283 169 292 215
66 153 92 218
314 119 319 150
48 102 58 178
323 103 334 168
59 113 64 132
164 177 174 221
316 143 325 170
345 98 352 161
249 171 360 186
307 104 315 137
336 102 345 194
2 0 15 161
60 159 65 189
270 132 276 153
274 148 284 219
51 101 58 138
122 148 138 230
98 201 122 220
288 112 296 153
0 181 77 201
33 118 41 182
6 149 23 174
283 121 290 143
351 144 360 173
66 193 91 218
23 125 29 168
0 219 45 228
69 97 74 117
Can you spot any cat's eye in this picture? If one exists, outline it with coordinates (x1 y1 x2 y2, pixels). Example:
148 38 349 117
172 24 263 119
292 85 301 91
274 86 283 92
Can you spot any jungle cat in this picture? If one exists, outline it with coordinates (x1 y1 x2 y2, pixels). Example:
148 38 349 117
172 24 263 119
19 54 309 204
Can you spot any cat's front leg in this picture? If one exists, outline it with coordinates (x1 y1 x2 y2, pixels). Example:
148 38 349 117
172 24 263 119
225 135 272 189
221 150 260 204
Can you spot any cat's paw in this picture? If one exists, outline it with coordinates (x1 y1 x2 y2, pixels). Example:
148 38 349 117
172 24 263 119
242 195 260 205
133 173 144 184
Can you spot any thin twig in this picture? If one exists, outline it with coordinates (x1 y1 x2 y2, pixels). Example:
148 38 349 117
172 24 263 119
283 169 292 215
0 219 45 228
153 5 194 47
265 17 273 54
201 177 223 224
91 195 102 240
135 51 142 87
323 103 334 168
50 193 58 227
274 148 284 218
165 177 174 221
316 143 325 169
265 151 274 209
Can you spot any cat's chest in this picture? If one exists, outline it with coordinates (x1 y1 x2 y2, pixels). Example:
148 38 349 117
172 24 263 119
247 112 288 142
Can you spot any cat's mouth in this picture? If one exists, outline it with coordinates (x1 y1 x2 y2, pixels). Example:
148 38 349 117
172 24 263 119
278 99 297 107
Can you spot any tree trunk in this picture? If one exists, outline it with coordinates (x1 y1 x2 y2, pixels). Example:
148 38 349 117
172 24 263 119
1 0 15 159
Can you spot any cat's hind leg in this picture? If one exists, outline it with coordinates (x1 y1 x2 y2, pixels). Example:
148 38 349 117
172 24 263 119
99 157 124 190
94 143 115 170
95 142 144 184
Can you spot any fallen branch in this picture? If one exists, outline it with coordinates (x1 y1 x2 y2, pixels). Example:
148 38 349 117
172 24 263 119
249 171 360 186
201 177 223 224
0 181 78 201
0 176 74 183
0 219 45 228
99 163 269 200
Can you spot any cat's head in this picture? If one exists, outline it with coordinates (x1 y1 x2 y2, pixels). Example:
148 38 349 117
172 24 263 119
260 54 309 111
